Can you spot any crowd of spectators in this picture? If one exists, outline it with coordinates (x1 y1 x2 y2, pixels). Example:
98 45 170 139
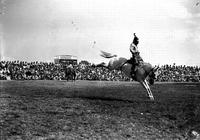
0 60 200 82
0 60 129 81
156 64 200 82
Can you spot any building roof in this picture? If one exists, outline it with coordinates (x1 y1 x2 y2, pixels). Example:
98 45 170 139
54 55 77 60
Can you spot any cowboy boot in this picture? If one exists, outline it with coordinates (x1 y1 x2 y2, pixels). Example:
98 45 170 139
131 65 136 80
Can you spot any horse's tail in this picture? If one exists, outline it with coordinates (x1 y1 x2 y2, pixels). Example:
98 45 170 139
100 50 117 58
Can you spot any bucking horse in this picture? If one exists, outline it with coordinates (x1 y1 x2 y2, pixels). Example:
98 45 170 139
96 51 159 100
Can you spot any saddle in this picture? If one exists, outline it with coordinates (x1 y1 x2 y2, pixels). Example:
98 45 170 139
127 53 143 79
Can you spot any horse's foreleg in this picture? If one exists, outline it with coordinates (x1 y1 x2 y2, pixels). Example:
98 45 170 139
140 80 154 100
144 79 154 100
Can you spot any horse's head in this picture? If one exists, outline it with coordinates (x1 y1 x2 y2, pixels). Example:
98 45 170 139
148 66 159 85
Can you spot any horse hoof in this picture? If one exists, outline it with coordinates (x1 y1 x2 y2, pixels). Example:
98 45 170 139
149 96 154 101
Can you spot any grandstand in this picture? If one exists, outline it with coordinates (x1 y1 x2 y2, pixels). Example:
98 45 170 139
54 55 77 65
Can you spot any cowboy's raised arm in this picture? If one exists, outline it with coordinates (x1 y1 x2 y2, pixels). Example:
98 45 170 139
130 43 138 53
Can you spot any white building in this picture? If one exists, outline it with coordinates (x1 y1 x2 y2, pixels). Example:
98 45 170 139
54 55 77 65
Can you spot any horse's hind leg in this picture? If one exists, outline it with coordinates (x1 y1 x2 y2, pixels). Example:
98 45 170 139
96 62 108 68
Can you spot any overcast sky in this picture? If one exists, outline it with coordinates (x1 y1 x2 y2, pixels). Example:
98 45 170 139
0 0 200 65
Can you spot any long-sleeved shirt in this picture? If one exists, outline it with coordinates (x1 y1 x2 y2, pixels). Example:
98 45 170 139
130 43 139 54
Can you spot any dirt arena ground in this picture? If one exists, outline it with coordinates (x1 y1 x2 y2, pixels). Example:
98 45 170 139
0 80 200 140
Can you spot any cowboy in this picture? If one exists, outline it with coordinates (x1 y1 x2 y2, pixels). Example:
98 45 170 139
67 64 73 69
129 33 142 78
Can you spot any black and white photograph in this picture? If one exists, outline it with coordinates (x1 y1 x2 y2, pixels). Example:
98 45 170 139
0 0 200 139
